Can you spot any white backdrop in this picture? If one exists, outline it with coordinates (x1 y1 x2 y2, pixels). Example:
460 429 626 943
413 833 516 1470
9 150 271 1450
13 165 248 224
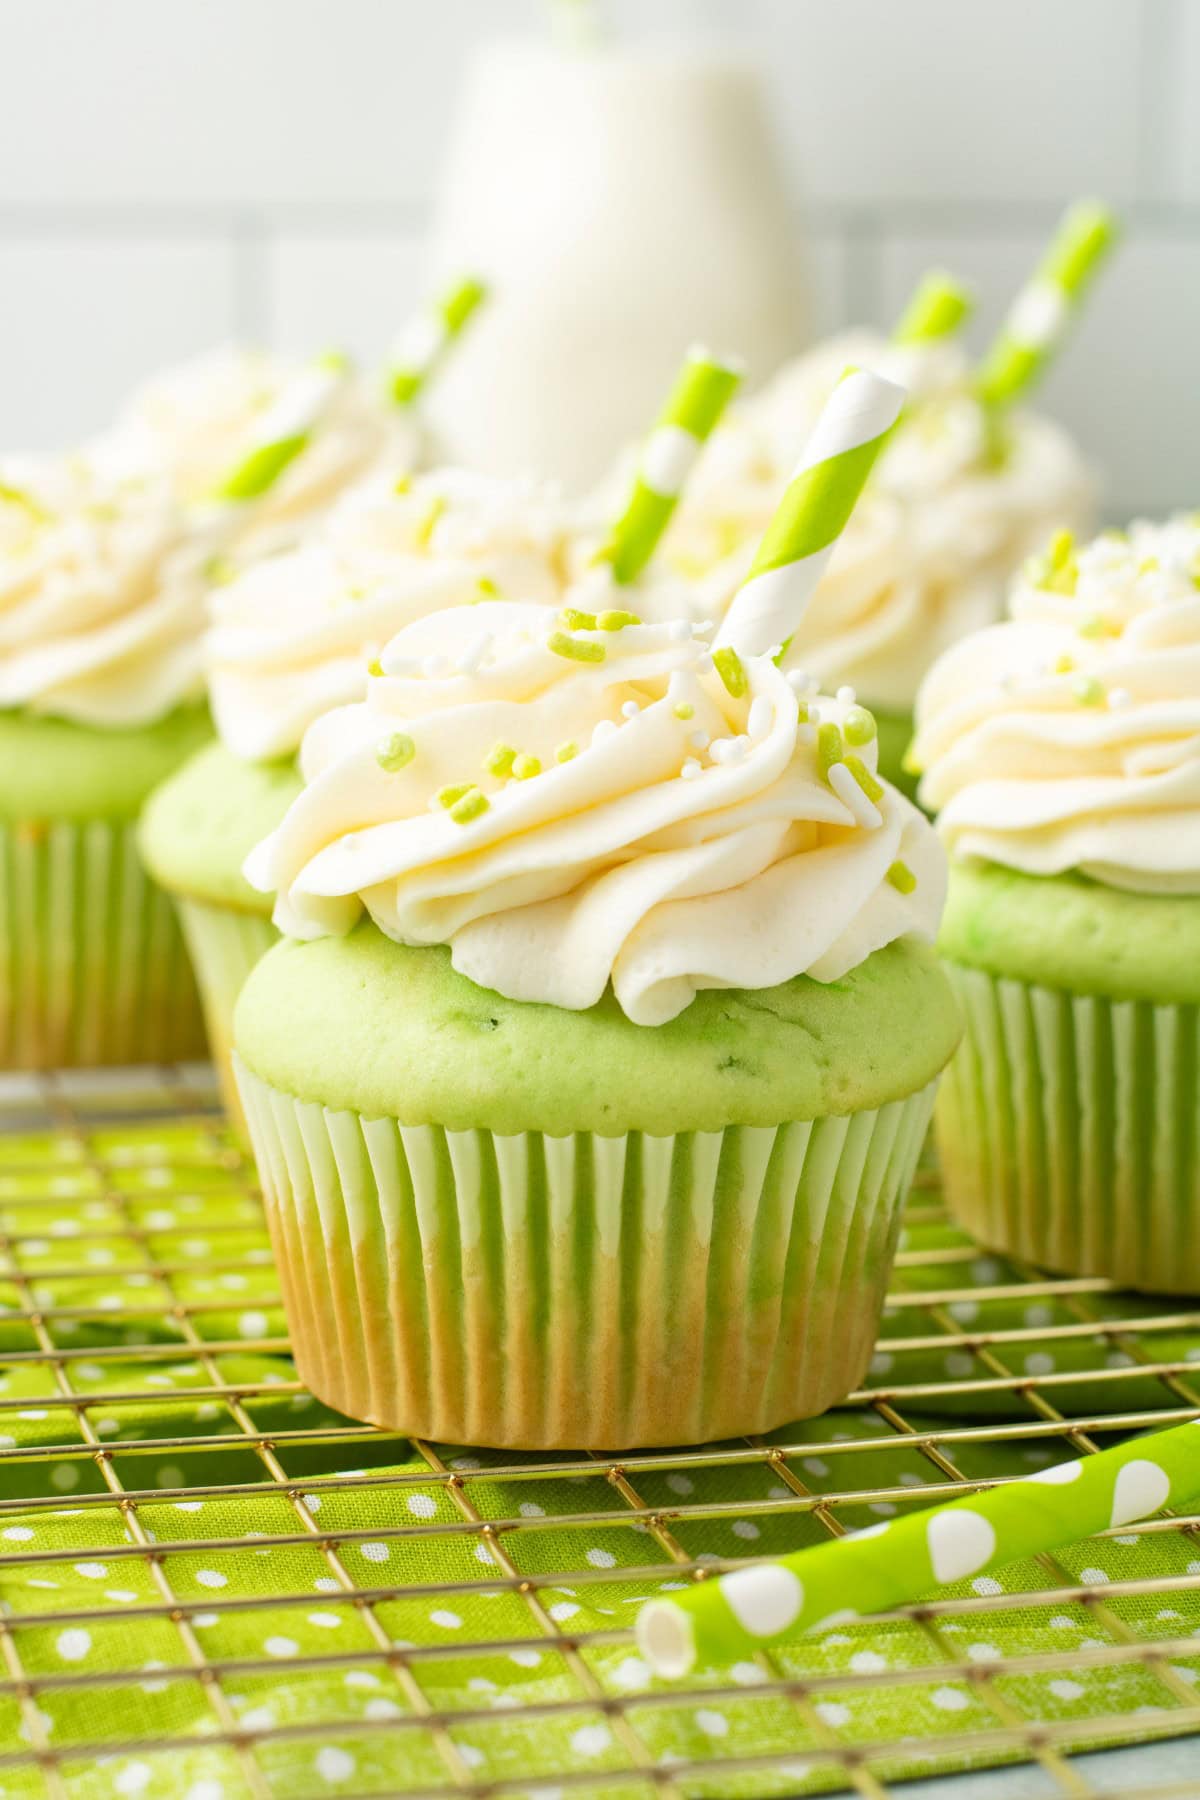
1 0 1196 517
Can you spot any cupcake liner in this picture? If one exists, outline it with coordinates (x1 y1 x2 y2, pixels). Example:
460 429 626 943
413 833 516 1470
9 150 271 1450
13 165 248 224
937 963 1200 1295
235 1059 937 1448
176 898 277 1132
0 817 207 1069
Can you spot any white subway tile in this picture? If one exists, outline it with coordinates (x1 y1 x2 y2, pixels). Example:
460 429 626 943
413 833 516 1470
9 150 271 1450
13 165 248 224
0 0 527 207
1163 0 1200 200
757 0 1143 205
263 233 426 364
880 229 1200 517
0 238 237 452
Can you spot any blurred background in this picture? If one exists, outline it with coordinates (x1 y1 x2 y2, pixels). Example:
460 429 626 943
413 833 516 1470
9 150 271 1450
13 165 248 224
1 0 1196 515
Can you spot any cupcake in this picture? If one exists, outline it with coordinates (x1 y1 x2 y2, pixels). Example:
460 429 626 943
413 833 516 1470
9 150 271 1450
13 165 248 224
910 515 1200 1294
232 590 959 1448
140 465 581 1126
0 450 213 1067
657 210 1114 788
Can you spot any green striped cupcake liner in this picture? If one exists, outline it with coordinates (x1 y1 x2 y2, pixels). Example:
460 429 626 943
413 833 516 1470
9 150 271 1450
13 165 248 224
176 897 278 1133
0 817 207 1069
937 963 1200 1295
235 1061 937 1449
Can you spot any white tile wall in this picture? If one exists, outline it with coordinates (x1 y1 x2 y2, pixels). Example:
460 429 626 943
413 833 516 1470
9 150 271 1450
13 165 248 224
0 0 1195 515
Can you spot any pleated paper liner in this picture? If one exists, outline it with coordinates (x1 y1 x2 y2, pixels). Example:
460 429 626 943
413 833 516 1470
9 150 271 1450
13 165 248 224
0 817 206 1069
937 962 1200 1295
176 897 277 1133
236 1058 937 1449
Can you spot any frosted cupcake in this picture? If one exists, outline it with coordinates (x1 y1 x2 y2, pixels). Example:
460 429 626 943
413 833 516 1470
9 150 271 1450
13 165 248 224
139 465 582 1124
0 452 213 1066
911 515 1200 1294
660 205 1114 786
231 371 961 1447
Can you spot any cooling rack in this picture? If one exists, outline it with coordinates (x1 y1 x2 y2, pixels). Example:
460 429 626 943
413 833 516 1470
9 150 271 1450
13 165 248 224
0 1067 1198 1800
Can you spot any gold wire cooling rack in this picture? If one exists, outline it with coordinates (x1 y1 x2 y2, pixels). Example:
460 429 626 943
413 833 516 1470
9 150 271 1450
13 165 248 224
0 1067 1198 1800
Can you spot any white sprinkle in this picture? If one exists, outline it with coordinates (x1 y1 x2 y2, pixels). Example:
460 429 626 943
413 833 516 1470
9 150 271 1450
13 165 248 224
621 700 641 719
591 719 618 745
786 668 809 693
1107 686 1131 708
688 730 709 750
807 700 822 725
837 685 857 705
693 652 714 674
766 643 783 661
681 758 702 780
422 654 451 679
669 619 692 642
456 632 493 676
828 761 882 830
692 618 715 635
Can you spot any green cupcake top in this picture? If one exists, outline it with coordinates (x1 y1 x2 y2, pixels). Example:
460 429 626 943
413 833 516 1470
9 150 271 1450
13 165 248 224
139 739 302 914
234 921 961 1135
0 704 211 825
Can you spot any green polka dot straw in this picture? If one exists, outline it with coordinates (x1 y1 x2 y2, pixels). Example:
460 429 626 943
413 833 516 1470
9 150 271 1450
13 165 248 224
388 273 489 406
601 344 743 584
976 199 1117 414
637 1416 1200 1677
713 365 905 660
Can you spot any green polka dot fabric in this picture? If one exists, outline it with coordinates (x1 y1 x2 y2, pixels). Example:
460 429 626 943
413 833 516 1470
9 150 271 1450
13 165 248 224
0 1083 1197 1797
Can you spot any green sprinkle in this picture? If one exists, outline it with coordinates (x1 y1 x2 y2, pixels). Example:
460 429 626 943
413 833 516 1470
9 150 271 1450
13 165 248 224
1079 614 1118 638
886 860 917 895
437 782 473 809
795 700 810 724
484 742 517 778
367 657 384 677
901 745 923 777
512 753 542 781
844 705 878 747
414 494 446 549
560 608 598 632
316 347 351 374
1053 653 1076 675
1028 527 1079 596
712 646 748 699
1073 674 1105 707
0 481 49 523
450 787 490 825
844 753 883 804
555 741 579 763
376 732 415 773
597 609 641 631
392 474 412 495
202 552 236 586
817 722 844 784
673 702 695 721
547 631 606 664
214 433 308 502
1137 556 1160 576
476 575 501 600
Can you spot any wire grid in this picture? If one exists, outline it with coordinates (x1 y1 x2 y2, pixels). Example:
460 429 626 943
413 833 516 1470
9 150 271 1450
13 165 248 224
0 1069 1197 1799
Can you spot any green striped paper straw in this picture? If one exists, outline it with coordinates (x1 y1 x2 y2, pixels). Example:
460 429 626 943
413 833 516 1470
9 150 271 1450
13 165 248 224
601 346 743 585
212 352 349 502
638 1416 1200 1677
712 367 905 659
976 200 1117 413
892 270 974 346
388 275 488 407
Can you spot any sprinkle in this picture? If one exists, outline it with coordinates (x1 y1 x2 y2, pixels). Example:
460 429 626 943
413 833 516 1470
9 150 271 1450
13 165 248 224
366 657 384 677
817 722 844 785
673 702 695 720
548 631 606 664
449 787 490 825
843 753 884 804
475 575 501 600
836 685 857 706
807 700 823 726
1079 614 1118 638
692 619 715 635
669 620 693 643
689 730 709 750
592 719 618 745
414 494 447 549
886 860 917 895
786 669 810 694
437 783 472 809
712 646 748 698
555 741 579 763
512 753 542 780
767 644 783 662
598 609 641 631
694 653 714 675
392 474 412 495
1073 674 1105 706
681 759 703 780
376 732 415 773
484 743 517 778
1030 528 1078 595
747 696 772 740
1053 653 1076 675
828 762 883 830
202 553 236 586
422 654 451 679
456 632 493 675
710 736 747 766
560 607 597 631
621 700 641 719
844 705 877 747
1107 687 1131 709
796 700 810 723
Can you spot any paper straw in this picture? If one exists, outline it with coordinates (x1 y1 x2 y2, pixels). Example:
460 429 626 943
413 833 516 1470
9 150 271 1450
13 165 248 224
212 353 349 502
713 367 905 659
891 270 974 346
601 346 743 585
637 1415 1200 1678
975 200 1117 413
388 275 489 407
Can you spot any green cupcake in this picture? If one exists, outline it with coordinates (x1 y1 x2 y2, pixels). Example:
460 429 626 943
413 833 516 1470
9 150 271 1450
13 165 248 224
912 517 1200 1294
139 468 578 1127
233 592 959 1448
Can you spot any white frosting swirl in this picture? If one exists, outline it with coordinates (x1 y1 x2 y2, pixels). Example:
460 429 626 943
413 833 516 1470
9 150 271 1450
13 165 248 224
912 516 1200 894
245 601 945 1025
206 467 579 761
661 331 1094 711
0 453 211 726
